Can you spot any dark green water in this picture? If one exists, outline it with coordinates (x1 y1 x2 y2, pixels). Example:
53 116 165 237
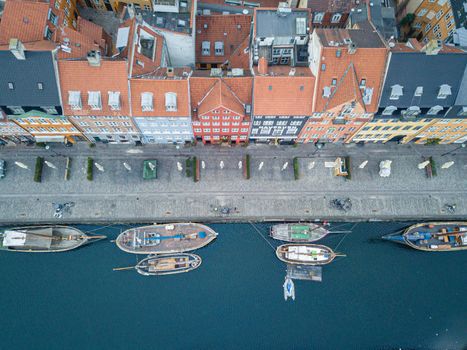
0 222 466 350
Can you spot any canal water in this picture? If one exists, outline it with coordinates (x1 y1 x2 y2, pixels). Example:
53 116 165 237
0 222 466 350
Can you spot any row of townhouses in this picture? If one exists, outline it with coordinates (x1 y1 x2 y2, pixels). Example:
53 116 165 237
0 0 466 146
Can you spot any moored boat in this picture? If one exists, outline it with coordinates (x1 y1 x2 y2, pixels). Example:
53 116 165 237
270 223 329 242
276 244 337 265
382 222 467 252
283 277 295 301
0 225 106 253
116 223 218 254
135 253 202 276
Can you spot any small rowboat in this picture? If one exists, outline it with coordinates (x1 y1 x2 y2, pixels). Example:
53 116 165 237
382 221 467 252
113 253 202 276
0 225 106 253
276 244 339 266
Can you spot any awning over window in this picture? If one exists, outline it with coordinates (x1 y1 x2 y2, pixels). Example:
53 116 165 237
34 135 66 143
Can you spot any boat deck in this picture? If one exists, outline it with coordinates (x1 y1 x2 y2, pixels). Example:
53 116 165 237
404 222 467 251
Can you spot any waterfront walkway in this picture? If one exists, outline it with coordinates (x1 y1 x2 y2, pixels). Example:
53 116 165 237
0 142 465 224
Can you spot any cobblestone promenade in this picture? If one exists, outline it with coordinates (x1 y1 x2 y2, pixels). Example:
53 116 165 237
0 142 465 224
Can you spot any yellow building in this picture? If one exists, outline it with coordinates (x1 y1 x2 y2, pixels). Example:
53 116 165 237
52 0 79 29
11 111 86 144
407 0 455 43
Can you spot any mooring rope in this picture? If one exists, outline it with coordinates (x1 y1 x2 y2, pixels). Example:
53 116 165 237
249 222 276 251
334 222 358 251
83 223 121 235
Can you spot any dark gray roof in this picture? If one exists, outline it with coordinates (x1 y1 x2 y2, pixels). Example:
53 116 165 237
379 51 467 108
349 0 398 41
255 9 309 38
0 50 61 107
455 64 467 105
450 0 467 29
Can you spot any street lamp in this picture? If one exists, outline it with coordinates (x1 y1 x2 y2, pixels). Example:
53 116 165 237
441 143 466 157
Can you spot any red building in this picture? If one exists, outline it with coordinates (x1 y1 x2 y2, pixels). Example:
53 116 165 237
190 74 253 144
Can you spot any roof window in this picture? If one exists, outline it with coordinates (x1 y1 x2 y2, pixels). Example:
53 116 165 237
403 106 421 116
427 105 443 115
390 84 403 100
141 92 153 112
382 106 397 116
437 84 451 99
68 91 82 110
363 87 373 105
88 91 102 110
108 91 120 111
414 86 423 97
322 86 331 98
8 82 14 90
165 92 177 112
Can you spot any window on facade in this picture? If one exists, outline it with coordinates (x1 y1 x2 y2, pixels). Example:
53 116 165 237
44 26 54 40
321 63 326 71
425 23 431 32
48 9 58 25
165 92 177 112
417 8 428 17
88 91 101 110
404 106 421 116
141 92 153 111
108 91 120 111
359 79 366 88
427 105 443 115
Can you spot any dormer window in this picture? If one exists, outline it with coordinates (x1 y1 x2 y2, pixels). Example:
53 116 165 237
108 91 120 111
68 91 82 110
363 87 373 105
403 106 421 116
331 13 342 23
202 41 210 56
359 79 366 88
214 41 224 56
382 106 397 116
322 86 331 98
414 86 423 97
460 107 467 116
314 12 324 23
437 84 451 99
165 92 177 112
88 91 102 110
390 84 403 100
427 105 443 115
141 92 153 112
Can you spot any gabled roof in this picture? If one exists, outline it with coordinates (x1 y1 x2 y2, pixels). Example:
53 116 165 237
0 0 59 45
130 73 191 117
254 8 310 38
58 59 130 116
0 50 61 107
253 74 314 115
190 75 253 117
197 80 244 115
195 14 251 67
305 0 357 13
379 51 467 108
323 63 365 112
316 28 385 48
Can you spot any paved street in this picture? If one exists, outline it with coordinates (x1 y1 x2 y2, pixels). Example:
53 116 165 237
0 142 465 224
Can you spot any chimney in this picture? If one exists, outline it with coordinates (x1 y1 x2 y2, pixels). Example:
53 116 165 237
87 50 101 67
9 39 26 60
258 56 268 75
167 67 174 77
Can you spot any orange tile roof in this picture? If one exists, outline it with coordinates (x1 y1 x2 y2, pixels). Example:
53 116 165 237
0 39 57 51
118 19 165 77
189 76 253 117
58 59 130 116
253 75 315 115
55 26 105 59
313 30 388 113
130 77 190 117
199 0 282 8
195 14 251 67
226 35 250 70
0 0 60 45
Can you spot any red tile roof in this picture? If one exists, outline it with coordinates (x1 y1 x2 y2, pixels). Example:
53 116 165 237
305 0 357 12
190 76 253 118
58 59 130 116
253 74 315 115
195 14 251 68
130 76 191 117
199 0 282 8
0 0 60 45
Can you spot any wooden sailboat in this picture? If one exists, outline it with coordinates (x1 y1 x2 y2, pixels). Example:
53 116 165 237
270 223 329 242
276 244 340 266
0 225 106 253
382 222 467 251
114 253 202 276
116 223 217 254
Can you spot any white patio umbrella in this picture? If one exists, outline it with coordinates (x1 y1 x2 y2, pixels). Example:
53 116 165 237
359 160 368 169
441 161 454 169
176 162 183 172
44 161 57 169
201 161 206 169
238 161 242 169
308 161 315 170
418 160 430 169
95 162 105 172
123 162 132 171
258 161 264 171
220 161 224 169
14 161 28 169
281 162 288 171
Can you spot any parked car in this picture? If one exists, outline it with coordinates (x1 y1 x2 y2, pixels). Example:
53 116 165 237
0 159 5 179
379 160 392 177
